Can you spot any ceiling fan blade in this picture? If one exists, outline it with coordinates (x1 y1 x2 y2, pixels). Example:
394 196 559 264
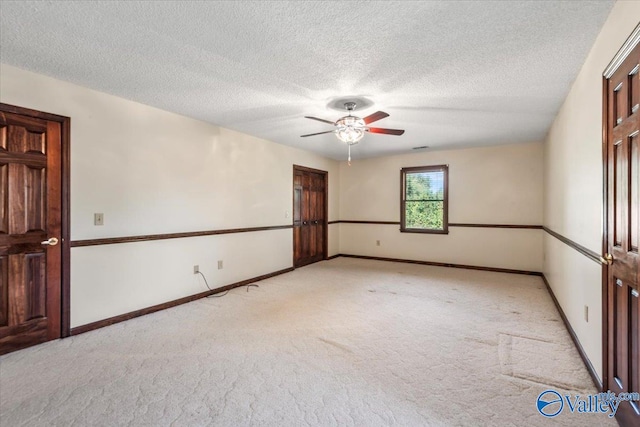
300 130 335 137
304 116 335 125
366 127 405 136
362 111 390 124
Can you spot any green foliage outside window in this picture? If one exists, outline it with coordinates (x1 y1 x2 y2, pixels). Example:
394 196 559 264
402 167 447 231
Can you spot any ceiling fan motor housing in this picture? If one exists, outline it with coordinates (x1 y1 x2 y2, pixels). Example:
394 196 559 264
344 101 357 112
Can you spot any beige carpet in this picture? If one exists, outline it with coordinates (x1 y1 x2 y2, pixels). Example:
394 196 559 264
0 258 616 426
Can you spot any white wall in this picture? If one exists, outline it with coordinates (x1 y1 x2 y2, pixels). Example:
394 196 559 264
543 0 640 381
0 64 340 327
339 142 544 272
6 0 635 342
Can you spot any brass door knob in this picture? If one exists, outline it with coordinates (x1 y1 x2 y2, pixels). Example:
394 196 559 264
41 237 59 246
601 253 613 265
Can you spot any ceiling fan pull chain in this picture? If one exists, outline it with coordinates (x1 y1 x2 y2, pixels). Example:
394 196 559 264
348 144 351 166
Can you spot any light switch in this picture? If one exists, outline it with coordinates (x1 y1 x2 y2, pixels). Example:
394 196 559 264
94 213 104 226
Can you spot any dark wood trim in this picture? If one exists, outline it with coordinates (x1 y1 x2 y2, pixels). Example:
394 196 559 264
542 226 602 264
450 223 543 229
541 274 602 390
291 164 327 175
400 228 449 235
339 220 401 225
601 74 610 391
336 254 542 276
70 225 293 247
325 254 340 260
0 103 72 338
0 103 69 122
70 267 294 336
332 220 541 229
61 113 71 338
323 170 328 263
603 22 640 78
327 220 340 225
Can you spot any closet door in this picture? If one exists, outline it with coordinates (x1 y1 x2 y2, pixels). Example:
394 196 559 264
309 172 325 263
293 166 327 267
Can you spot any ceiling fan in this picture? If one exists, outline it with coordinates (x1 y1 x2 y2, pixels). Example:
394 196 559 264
301 102 405 163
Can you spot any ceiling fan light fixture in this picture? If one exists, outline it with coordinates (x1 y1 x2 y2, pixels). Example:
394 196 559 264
335 115 365 144
301 102 404 164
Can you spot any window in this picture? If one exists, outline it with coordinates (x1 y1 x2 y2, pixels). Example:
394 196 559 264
401 165 448 233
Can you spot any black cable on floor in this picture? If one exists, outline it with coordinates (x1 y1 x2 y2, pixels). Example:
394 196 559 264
197 271 258 298
197 271 229 298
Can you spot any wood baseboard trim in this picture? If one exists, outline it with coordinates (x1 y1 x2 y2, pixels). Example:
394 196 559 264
542 226 601 265
335 254 542 276
540 274 602 390
70 225 293 247
325 254 340 260
70 267 294 336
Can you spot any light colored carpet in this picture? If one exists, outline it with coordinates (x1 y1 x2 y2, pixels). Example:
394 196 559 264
0 258 616 426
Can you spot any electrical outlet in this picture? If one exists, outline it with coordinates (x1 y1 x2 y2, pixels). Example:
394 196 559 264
376 240 380 246
285 211 289 218
218 260 223 270
584 305 589 322
193 265 199 274
94 213 104 226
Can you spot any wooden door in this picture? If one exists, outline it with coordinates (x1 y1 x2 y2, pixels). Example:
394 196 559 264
293 166 327 267
0 109 63 355
604 39 640 426
310 172 325 262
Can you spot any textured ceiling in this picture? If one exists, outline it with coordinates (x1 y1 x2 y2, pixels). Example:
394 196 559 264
0 1 615 160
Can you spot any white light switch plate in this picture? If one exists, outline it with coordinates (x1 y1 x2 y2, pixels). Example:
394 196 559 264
94 213 104 226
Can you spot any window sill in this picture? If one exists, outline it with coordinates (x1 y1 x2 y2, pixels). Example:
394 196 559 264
400 228 449 235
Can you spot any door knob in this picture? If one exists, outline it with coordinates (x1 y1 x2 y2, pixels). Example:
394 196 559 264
600 253 613 265
41 237 59 246
314 221 318 224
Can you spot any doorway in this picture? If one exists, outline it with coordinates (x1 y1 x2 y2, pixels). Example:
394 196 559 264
0 103 70 355
602 29 640 426
293 165 327 268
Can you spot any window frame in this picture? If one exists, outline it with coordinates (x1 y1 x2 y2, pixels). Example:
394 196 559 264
400 164 449 234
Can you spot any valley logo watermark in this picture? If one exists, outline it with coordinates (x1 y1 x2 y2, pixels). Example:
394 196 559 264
536 389 640 418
